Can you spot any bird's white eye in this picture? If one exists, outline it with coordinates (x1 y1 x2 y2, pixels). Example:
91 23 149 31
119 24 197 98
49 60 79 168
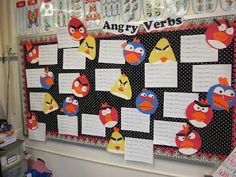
188 132 196 139
106 108 111 114
74 81 80 87
124 44 134 52
178 136 185 141
82 86 87 92
148 94 154 99
225 89 235 97
155 48 161 53
48 72 53 77
41 72 47 78
117 140 122 144
213 87 224 95
218 24 226 31
29 52 33 57
141 93 147 97
70 27 75 33
32 116 35 120
164 46 169 51
124 83 127 88
72 100 78 106
201 107 209 113
134 47 144 56
33 49 37 54
66 97 72 103
79 27 85 33
226 27 234 35
193 104 201 111
102 110 106 116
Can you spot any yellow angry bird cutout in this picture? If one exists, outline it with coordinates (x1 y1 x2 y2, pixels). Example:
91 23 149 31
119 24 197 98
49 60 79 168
148 38 176 64
110 73 132 100
77 34 96 60
107 127 125 154
43 93 59 114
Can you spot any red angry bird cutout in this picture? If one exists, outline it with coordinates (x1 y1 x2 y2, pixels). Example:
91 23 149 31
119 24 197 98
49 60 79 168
206 19 234 49
26 112 38 130
72 75 90 97
68 16 87 41
99 103 118 128
175 125 202 155
186 100 214 128
26 42 39 64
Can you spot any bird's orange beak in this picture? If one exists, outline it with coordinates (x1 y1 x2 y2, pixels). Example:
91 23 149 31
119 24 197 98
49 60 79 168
213 94 229 112
45 77 54 85
85 49 90 54
66 104 76 113
191 112 207 122
139 101 154 111
115 146 120 150
125 53 140 63
180 140 193 149
72 32 83 41
74 86 83 94
49 105 53 110
213 32 228 42
105 114 112 122
160 57 167 63
118 86 124 92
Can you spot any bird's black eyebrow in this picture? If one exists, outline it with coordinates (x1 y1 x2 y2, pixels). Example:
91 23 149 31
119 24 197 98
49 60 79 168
100 106 112 110
155 47 162 50
77 24 83 29
77 78 88 86
194 100 211 107
117 138 123 141
70 25 76 29
86 42 94 49
176 129 192 136
119 79 123 84
163 45 169 50
123 81 127 85
213 19 221 26
110 137 116 141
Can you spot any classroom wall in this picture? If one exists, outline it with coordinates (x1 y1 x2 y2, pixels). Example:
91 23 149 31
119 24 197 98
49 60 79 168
0 0 235 177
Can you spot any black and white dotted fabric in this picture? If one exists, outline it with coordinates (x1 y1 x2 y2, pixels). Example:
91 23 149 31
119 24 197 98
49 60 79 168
24 27 234 156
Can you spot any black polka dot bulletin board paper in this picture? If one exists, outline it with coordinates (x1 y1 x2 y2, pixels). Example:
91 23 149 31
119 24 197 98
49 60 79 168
18 16 236 165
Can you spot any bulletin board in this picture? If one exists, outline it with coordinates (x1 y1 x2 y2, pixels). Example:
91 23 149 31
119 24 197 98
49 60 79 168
18 15 236 165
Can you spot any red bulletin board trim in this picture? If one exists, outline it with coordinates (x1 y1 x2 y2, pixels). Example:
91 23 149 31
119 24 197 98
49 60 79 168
20 18 236 164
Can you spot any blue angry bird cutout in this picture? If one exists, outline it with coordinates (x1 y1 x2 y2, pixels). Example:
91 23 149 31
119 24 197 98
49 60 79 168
122 38 146 66
136 89 158 114
60 96 79 116
207 77 236 112
40 67 54 89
